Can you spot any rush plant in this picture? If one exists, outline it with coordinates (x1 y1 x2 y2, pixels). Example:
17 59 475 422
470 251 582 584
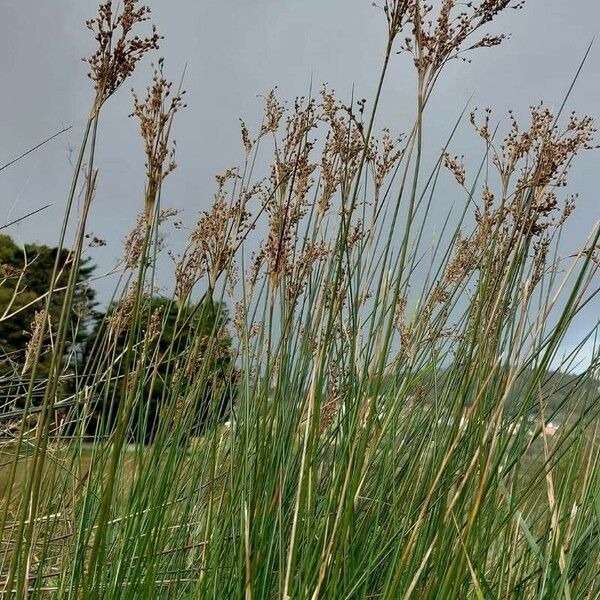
1 1 599 598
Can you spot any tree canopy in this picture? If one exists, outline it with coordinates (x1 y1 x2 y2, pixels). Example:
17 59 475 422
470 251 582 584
0 234 97 407
0 233 236 441
81 295 236 442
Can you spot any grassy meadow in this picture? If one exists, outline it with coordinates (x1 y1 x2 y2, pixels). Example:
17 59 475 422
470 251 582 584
1 1 600 598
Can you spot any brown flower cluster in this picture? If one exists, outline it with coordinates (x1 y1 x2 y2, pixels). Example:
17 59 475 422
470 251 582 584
22 311 48 375
419 105 596 342
395 0 525 92
131 59 185 222
374 128 405 198
175 168 258 301
377 1 413 42
443 152 466 187
319 361 344 434
85 0 161 113
471 104 596 235
235 94 322 295
320 89 373 202
174 86 406 311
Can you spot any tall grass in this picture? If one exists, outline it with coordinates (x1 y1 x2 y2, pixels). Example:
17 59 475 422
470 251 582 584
1 1 600 598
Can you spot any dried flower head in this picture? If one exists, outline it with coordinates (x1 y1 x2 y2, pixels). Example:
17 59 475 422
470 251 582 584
260 89 285 136
106 287 140 337
443 152 466 186
396 0 526 92
471 105 596 235
22 311 47 375
85 0 161 114
240 119 254 156
175 167 259 301
146 304 164 342
374 128 405 198
131 58 185 221
123 212 146 270
372 1 412 43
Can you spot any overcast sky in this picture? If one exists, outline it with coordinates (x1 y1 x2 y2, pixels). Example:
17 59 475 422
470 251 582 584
1 0 599 367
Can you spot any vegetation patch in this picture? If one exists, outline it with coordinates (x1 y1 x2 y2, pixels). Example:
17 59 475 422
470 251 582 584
1 1 599 598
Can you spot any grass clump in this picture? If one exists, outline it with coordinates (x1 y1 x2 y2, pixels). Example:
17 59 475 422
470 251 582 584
1 0 600 598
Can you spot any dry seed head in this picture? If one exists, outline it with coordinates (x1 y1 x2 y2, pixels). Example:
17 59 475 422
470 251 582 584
255 93 324 291
260 89 285 136
318 153 339 219
246 250 265 298
530 237 550 288
226 264 240 298
321 89 370 168
174 250 202 303
436 103 594 336
443 234 480 286
123 212 146 270
319 397 338 434
240 119 254 155
443 152 466 186
396 1 525 89
122 208 176 269
22 311 47 375
131 59 185 221
557 194 576 226
465 106 595 237
285 241 330 303
372 1 412 42
146 304 164 342
374 128 405 198
394 294 408 333
347 221 366 252
106 287 140 336
176 167 258 299
476 104 596 193
85 1 161 113
320 361 341 434
233 301 246 337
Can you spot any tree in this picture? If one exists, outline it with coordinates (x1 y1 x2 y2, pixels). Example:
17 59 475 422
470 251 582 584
0 234 97 408
82 295 236 443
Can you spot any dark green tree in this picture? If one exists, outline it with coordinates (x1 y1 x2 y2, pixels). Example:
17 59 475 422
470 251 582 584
82 295 236 443
0 234 97 407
